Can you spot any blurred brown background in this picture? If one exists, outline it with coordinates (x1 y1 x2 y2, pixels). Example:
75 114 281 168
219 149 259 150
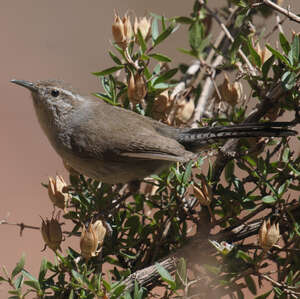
0 0 299 297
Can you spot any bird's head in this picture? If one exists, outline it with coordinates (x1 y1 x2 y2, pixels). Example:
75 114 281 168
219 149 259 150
11 79 85 115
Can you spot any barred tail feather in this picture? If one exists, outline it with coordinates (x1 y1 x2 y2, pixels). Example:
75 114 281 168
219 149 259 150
178 122 297 151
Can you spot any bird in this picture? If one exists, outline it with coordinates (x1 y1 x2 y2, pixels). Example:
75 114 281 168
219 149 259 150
11 79 297 184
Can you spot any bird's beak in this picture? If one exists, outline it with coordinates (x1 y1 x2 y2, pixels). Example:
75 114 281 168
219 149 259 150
11 79 38 92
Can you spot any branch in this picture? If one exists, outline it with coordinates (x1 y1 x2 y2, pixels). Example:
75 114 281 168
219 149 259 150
261 0 300 23
123 257 178 292
122 204 300 293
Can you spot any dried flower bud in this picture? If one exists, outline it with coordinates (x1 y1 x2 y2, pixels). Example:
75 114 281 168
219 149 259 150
152 90 172 121
193 177 212 206
254 42 272 65
112 13 133 50
217 73 243 106
41 215 63 252
134 16 152 41
80 220 107 260
258 219 280 251
175 97 195 124
127 72 147 105
93 220 107 246
80 223 98 260
48 175 70 211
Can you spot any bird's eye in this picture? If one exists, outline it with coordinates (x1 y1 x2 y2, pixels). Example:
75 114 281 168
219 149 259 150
51 89 59 97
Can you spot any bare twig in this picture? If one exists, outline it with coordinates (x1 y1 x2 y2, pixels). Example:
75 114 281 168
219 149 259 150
260 0 300 23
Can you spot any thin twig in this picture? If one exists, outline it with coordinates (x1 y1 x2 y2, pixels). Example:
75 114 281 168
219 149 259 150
259 0 300 23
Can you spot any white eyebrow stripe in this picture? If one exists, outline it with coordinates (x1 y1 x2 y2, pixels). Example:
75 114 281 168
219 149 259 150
57 88 86 102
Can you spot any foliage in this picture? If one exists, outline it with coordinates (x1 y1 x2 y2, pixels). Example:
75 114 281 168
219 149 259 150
1 0 300 298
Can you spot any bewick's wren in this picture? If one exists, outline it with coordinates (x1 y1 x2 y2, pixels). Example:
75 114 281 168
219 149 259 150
12 79 297 184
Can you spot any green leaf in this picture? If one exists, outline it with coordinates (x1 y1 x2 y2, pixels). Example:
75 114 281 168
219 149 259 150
92 65 124 76
254 290 272 299
155 263 176 289
111 283 125 297
93 93 119 106
109 51 122 65
291 35 300 64
38 259 47 282
136 29 147 54
22 270 40 290
237 250 253 263
279 33 290 55
13 274 24 289
102 279 111 291
151 17 159 41
247 39 261 68
154 68 178 85
189 20 203 51
149 53 172 62
178 47 198 58
262 195 276 204
182 161 193 185
119 250 138 260
243 155 257 167
68 289 74 299
24 280 41 291
281 71 296 90
266 45 290 66
71 270 84 285
225 160 235 183
282 147 290 163
245 275 257 295
262 55 275 78
12 255 25 278
154 25 174 46
173 16 194 24
124 291 132 299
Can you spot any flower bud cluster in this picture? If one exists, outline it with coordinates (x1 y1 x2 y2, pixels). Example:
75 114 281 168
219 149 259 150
127 71 147 105
48 175 70 211
80 220 107 260
258 219 280 251
112 13 133 50
216 73 243 107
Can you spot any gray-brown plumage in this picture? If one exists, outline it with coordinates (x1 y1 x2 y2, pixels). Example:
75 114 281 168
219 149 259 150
11 79 297 183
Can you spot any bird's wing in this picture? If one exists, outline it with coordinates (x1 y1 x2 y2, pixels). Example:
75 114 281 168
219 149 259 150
68 101 192 162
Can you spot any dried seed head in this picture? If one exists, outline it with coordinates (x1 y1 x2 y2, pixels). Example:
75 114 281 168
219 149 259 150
254 42 272 65
258 219 280 251
217 73 243 106
112 13 133 50
80 220 107 261
152 90 172 121
134 16 152 41
93 220 107 246
80 223 98 260
193 177 212 206
41 214 63 252
175 97 195 124
127 72 147 105
48 175 70 211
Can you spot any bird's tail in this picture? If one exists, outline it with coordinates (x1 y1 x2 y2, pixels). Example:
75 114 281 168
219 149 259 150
177 122 297 151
